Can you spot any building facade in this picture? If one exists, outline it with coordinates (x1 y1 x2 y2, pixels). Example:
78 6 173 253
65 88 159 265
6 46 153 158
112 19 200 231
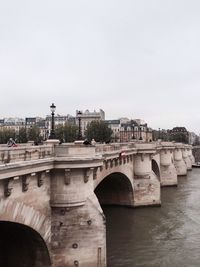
105 119 121 142
0 118 25 133
76 109 105 138
120 120 153 142
45 114 75 139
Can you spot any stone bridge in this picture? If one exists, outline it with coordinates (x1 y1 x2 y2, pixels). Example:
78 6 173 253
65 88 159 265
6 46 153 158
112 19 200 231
0 140 195 267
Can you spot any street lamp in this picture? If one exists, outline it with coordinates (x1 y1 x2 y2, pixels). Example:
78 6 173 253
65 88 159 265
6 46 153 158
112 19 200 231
132 126 136 140
139 126 143 140
77 110 82 140
49 103 56 139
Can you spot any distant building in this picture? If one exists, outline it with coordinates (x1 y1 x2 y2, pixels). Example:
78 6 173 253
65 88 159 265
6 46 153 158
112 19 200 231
25 117 47 139
119 117 130 124
37 119 47 140
25 117 39 127
188 132 200 145
1 117 25 133
25 117 45 129
45 114 75 138
0 111 154 144
76 109 105 137
120 119 152 142
105 120 120 142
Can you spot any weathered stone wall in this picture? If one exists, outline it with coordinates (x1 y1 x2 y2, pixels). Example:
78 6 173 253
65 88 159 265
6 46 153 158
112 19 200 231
50 167 106 267
51 194 106 267
134 151 161 206
0 172 51 241
133 172 161 206
0 172 52 266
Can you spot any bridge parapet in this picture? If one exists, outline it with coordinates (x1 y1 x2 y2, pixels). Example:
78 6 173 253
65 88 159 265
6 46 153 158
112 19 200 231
0 145 54 165
95 143 132 154
55 143 96 157
133 142 156 152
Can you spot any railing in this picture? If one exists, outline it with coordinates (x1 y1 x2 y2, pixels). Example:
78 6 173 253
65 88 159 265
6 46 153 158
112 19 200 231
0 145 54 164
0 141 193 165
95 143 136 153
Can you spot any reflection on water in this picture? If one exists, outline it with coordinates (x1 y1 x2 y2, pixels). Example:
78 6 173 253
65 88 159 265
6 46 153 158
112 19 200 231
103 169 200 267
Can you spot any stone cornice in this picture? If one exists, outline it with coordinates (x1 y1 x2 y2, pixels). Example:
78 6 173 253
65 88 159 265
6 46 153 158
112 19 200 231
0 158 54 180
53 156 103 169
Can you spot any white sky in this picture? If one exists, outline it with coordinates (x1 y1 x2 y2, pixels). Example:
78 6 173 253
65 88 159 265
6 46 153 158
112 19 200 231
1 0 200 133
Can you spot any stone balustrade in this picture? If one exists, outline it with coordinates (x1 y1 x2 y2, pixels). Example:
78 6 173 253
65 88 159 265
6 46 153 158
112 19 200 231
0 144 54 165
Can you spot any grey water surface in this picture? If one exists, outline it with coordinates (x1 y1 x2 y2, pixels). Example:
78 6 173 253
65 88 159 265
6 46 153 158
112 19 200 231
103 168 200 267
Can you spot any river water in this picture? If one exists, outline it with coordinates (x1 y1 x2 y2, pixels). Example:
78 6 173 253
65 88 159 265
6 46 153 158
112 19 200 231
103 168 200 267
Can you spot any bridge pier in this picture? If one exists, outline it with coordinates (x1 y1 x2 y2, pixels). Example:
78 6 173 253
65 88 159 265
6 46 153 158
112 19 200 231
182 146 192 170
159 143 177 186
188 147 195 164
51 196 106 267
173 144 187 176
133 144 161 207
51 145 106 267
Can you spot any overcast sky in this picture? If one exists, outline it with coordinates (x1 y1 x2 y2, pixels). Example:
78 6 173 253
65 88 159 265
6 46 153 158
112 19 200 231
1 0 200 133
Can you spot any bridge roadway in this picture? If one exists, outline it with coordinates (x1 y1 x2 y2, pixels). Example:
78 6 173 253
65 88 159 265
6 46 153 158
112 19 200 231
0 140 195 267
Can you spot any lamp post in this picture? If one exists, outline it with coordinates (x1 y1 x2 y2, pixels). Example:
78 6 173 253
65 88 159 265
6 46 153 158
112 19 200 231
132 126 136 140
49 103 56 139
77 110 82 140
139 126 143 140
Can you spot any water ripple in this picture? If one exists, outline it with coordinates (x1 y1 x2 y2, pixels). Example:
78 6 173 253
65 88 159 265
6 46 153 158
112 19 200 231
104 169 200 267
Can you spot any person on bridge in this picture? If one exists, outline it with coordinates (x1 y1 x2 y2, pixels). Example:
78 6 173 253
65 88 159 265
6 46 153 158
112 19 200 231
7 138 17 147
83 139 91 145
91 138 96 145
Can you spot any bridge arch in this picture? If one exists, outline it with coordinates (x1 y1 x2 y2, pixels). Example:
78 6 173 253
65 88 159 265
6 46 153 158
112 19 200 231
94 172 134 207
0 199 51 244
152 159 160 180
0 221 51 267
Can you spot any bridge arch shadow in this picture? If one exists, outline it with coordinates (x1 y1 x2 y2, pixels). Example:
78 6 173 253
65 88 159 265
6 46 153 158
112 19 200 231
0 221 51 267
94 172 134 207
152 159 160 180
